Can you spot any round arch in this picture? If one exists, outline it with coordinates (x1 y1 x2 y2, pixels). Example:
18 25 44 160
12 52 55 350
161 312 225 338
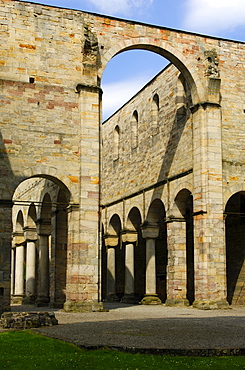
126 207 142 231
12 175 72 205
99 39 202 105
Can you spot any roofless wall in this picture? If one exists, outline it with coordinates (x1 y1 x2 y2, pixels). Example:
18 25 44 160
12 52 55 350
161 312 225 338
0 0 244 310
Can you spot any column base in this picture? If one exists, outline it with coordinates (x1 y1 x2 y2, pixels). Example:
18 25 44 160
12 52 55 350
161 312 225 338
23 295 36 305
11 295 25 305
165 298 189 307
193 299 230 310
63 300 104 312
36 296 50 307
141 294 162 305
120 294 139 304
104 293 119 302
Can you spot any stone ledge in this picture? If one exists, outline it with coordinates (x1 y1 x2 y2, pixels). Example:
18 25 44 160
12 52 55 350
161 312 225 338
0 311 58 329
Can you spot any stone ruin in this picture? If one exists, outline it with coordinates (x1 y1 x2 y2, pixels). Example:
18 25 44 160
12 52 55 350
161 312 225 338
0 311 58 330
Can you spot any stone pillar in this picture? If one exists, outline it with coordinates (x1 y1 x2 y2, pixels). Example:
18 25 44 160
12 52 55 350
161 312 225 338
23 228 37 304
14 246 25 302
165 217 189 307
36 220 51 306
36 234 49 306
192 76 228 309
141 225 162 305
49 208 57 307
121 231 139 304
10 246 15 297
104 235 119 302
64 84 103 312
12 232 25 305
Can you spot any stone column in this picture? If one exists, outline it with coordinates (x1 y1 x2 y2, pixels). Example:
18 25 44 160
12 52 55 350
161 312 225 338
49 208 57 307
64 83 103 312
141 225 162 304
121 231 139 304
12 232 25 305
165 217 189 307
104 235 119 302
10 246 15 297
192 75 228 309
23 227 37 304
36 220 51 306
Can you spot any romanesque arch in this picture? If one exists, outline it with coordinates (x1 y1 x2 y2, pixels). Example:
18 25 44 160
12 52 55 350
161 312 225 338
141 199 167 304
121 207 143 303
11 176 71 307
166 188 194 306
104 214 122 301
100 40 201 105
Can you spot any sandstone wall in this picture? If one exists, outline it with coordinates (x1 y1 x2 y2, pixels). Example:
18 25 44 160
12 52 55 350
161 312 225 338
102 64 193 205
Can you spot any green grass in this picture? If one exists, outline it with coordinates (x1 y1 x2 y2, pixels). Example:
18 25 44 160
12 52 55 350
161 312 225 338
0 330 244 369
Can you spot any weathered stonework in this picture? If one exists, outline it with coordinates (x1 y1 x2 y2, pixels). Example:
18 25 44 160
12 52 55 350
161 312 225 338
0 311 58 329
0 0 244 311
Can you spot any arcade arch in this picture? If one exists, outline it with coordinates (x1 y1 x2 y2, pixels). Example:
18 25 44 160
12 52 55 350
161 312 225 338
11 176 70 307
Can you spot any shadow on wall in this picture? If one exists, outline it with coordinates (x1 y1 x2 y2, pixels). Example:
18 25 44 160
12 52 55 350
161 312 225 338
0 130 20 310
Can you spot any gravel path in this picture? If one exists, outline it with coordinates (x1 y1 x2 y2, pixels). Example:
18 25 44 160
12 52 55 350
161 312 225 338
12 303 245 352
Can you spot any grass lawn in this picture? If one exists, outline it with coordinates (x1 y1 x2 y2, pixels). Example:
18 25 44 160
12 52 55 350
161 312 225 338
0 330 244 369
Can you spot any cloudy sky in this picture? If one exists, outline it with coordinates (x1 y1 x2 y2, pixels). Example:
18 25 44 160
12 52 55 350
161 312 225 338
25 0 245 119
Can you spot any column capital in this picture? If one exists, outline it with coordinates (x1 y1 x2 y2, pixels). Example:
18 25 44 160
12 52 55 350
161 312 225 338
35 218 51 235
12 232 25 246
140 223 159 239
23 227 37 242
121 230 138 244
103 234 119 247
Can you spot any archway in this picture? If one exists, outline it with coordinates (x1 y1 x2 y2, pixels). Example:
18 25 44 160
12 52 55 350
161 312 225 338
225 192 245 305
174 189 194 305
11 176 70 308
122 207 143 303
100 40 200 108
104 214 123 301
142 199 167 304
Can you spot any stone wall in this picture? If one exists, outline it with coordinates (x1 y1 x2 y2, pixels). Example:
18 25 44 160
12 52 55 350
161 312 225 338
0 0 245 309
102 64 192 204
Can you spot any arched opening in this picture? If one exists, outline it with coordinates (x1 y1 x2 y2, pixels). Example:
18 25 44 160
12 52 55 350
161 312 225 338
105 214 124 301
113 125 120 160
174 189 194 305
151 93 160 135
225 192 245 305
123 207 143 302
131 110 138 149
11 176 71 308
102 50 168 121
12 211 25 304
16 211 24 232
144 199 167 303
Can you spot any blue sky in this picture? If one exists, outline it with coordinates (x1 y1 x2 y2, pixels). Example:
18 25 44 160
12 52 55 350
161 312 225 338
25 0 245 119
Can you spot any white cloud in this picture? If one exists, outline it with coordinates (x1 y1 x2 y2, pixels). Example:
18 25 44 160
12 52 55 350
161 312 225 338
184 0 245 35
102 74 152 120
87 0 153 16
